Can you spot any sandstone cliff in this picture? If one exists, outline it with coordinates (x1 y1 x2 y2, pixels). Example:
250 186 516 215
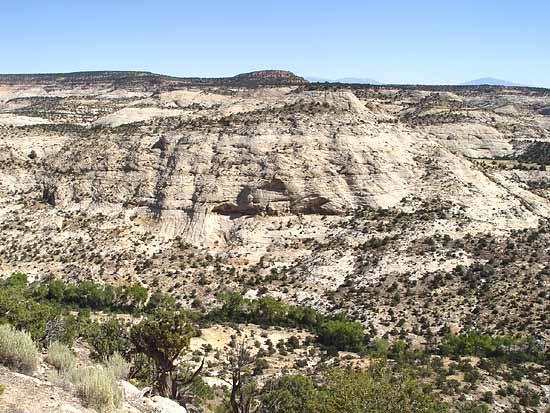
0 76 549 343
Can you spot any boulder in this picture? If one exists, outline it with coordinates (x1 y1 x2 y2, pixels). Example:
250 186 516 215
143 396 187 413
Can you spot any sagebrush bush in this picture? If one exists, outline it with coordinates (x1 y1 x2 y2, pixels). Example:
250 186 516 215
0 324 39 373
46 342 76 372
67 366 123 412
103 352 130 380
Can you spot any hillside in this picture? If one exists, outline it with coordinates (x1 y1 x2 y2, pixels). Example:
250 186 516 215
0 70 308 89
0 72 549 412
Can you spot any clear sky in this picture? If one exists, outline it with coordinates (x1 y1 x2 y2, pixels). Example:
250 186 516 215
2 0 549 86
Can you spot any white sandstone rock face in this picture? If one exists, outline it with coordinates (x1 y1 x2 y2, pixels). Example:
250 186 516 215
143 396 187 413
0 113 54 126
2 85 550 230
120 380 142 399
92 107 186 127
32 85 550 249
1 79 549 337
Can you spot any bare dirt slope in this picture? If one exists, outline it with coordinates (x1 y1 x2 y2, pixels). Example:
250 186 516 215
0 366 94 413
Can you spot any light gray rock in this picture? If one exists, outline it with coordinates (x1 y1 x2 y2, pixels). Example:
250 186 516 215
120 380 141 399
144 396 187 413
59 405 84 413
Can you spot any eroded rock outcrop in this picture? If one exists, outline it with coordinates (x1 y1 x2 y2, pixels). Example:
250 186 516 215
30 88 547 245
1 77 549 344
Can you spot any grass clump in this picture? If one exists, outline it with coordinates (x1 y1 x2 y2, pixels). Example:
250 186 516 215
46 342 77 372
67 366 124 412
103 352 130 380
0 383 5 397
0 324 39 373
45 343 127 411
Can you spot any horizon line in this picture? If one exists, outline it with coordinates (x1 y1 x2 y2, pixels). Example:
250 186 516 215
0 69 547 89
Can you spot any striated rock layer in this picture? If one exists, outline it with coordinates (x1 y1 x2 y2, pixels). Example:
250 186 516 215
32 86 550 246
1 74 549 342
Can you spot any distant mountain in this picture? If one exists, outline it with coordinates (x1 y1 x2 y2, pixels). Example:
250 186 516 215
336 77 382 85
307 76 381 85
306 76 328 83
461 77 520 87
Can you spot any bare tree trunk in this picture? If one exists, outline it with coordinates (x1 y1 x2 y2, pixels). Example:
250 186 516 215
157 369 172 398
227 342 257 413
230 370 241 413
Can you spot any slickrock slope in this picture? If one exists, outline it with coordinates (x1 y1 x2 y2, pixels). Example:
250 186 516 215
0 364 186 413
0 73 549 343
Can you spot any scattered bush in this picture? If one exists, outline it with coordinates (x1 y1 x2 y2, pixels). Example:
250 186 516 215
0 324 39 373
103 352 130 380
46 342 76 372
67 366 123 412
517 385 541 407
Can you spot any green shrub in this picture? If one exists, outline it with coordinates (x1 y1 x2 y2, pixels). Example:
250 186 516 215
83 318 133 361
42 279 148 312
214 292 323 329
0 383 5 397
317 365 447 413
259 374 318 413
67 366 123 412
0 285 58 342
46 342 76 372
317 320 365 352
2 272 28 289
440 332 545 363
0 324 39 373
369 338 390 359
456 401 489 412
131 302 195 397
255 363 447 413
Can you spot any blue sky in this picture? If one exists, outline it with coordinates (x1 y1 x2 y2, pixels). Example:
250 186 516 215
2 0 549 86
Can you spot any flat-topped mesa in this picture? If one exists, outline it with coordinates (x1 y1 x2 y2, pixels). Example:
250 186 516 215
0 69 309 88
0 71 165 86
231 70 309 85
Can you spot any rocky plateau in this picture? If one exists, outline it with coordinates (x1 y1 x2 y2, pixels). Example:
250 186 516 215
0 71 549 345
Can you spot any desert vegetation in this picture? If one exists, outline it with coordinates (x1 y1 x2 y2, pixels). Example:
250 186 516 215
0 272 548 411
1 74 550 412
